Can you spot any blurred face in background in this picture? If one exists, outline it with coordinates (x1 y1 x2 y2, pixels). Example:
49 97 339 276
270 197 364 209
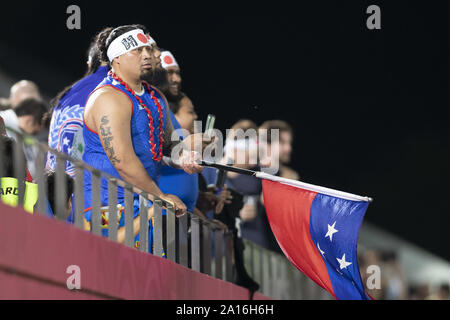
166 66 181 96
224 138 259 169
18 115 43 135
258 130 292 169
278 130 293 164
175 96 197 134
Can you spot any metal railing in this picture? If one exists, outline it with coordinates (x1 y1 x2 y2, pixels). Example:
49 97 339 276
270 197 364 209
0 128 234 281
243 239 333 299
0 127 330 299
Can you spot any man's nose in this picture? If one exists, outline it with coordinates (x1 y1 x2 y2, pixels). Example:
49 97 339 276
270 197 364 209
153 47 161 58
173 73 181 83
142 47 152 59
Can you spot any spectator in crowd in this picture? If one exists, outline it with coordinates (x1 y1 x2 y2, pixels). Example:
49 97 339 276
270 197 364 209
198 119 260 292
160 92 216 263
8 80 41 109
219 119 278 251
0 98 47 178
159 50 182 102
159 92 200 215
226 119 260 220
359 249 387 300
0 98 46 138
82 24 203 253
259 120 299 180
0 135 37 213
46 27 113 177
255 119 299 253
381 250 408 300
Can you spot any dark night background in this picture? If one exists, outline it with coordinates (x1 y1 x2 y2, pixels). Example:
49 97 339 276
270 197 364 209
0 1 448 260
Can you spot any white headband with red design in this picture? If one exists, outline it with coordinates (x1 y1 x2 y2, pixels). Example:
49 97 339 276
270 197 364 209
107 29 156 62
160 51 179 69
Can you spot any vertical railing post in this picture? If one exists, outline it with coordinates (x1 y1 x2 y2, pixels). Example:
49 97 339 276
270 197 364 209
202 221 212 276
35 144 47 215
91 171 102 236
124 184 134 248
252 245 260 291
153 199 163 256
55 156 67 220
74 163 84 229
260 247 265 294
13 134 25 206
166 204 176 262
0 131 4 179
108 179 118 242
214 228 224 279
190 216 201 272
266 250 272 297
249 241 255 279
224 231 233 282
271 253 280 299
139 193 149 252
177 213 188 267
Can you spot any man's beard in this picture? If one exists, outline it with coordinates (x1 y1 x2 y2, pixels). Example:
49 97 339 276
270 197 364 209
140 68 155 84
141 67 168 89
140 67 182 102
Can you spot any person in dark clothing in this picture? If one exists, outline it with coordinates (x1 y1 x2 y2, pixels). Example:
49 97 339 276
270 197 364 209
198 170 260 297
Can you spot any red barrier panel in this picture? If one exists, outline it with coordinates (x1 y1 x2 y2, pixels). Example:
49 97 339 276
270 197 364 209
0 202 271 300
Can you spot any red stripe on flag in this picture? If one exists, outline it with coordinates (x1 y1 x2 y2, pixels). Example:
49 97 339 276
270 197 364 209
262 179 336 298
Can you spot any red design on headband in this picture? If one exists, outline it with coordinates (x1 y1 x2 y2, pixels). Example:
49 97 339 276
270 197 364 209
163 55 174 65
137 33 148 43
146 34 151 40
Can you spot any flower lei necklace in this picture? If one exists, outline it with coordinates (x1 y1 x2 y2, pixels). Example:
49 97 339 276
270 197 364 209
108 70 164 161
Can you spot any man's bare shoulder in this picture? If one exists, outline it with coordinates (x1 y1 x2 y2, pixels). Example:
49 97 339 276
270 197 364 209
85 86 132 116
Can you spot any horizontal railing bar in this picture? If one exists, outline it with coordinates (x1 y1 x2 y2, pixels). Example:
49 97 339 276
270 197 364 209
3 126 229 232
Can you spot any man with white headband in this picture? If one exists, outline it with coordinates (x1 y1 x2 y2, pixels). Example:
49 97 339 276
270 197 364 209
82 25 203 252
159 50 182 101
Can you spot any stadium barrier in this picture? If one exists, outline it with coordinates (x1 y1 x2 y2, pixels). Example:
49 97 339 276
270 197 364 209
0 127 329 299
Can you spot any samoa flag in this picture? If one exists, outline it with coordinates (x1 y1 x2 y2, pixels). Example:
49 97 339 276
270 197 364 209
257 172 372 300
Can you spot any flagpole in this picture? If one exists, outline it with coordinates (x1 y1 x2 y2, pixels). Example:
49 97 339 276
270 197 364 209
200 160 373 203
200 160 257 176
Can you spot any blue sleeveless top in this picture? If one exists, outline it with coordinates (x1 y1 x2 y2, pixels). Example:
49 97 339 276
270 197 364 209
82 74 167 223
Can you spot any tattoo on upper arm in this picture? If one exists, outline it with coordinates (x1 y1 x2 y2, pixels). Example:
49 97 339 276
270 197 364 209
99 115 121 165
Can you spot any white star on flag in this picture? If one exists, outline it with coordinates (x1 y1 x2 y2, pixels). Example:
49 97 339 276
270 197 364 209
63 137 70 146
317 243 325 256
325 221 338 241
337 253 352 270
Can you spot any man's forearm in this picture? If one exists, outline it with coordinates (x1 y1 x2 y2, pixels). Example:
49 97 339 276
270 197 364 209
115 157 164 201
